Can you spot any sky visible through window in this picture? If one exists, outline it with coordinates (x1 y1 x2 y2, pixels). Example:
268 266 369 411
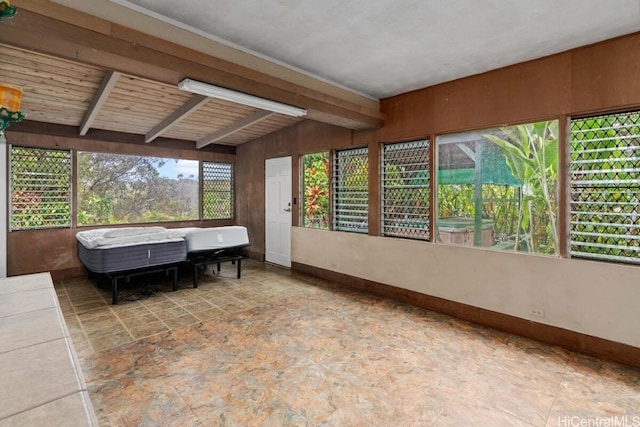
157 159 199 179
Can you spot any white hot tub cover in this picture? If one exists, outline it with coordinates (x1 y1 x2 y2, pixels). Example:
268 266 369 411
182 226 249 252
76 226 186 249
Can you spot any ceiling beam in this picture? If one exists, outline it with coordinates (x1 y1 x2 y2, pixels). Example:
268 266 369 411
145 95 208 143
197 110 275 149
79 70 121 136
2 5 384 130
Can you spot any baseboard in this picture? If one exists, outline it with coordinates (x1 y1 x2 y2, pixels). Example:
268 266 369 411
291 261 640 369
243 249 264 262
49 266 87 281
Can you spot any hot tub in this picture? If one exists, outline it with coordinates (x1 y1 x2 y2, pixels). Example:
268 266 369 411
437 217 494 247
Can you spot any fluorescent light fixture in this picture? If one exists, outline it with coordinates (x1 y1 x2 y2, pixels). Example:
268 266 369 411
178 78 307 118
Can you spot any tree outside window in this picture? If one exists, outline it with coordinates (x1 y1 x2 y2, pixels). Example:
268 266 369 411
302 152 329 229
77 152 199 225
437 120 559 255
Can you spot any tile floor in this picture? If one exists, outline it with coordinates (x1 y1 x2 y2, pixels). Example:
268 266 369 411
55 260 640 426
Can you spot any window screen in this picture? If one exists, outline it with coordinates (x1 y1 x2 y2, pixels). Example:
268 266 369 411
570 111 640 264
381 140 430 240
10 146 72 230
333 147 368 233
203 162 233 220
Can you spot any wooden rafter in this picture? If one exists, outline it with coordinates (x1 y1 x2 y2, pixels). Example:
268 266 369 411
145 95 209 143
1 6 383 130
197 111 275 148
79 70 121 136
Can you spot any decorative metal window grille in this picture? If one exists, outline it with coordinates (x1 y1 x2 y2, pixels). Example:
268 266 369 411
381 140 430 240
10 146 72 230
569 111 640 264
333 147 368 233
203 162 233 219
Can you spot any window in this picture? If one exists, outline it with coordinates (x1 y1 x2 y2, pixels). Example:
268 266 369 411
10 146 72 231
77 152 199 225
333 147 368 233
570 111 640 264
203 161 233 220
381 140 430 240
436 121 558 254
301 152 329 229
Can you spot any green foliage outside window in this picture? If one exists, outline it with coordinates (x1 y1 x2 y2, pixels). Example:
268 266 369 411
487 121 559 254
203 189 232 219
203 162 233 220
437 120 558 254
77 152 199 226
302 152 329 229
333 148 369 233
10 146 71 230
381 140 430 240
438 184 520 243
569 112 640 263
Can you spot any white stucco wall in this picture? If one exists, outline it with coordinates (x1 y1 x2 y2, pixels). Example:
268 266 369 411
292 227 640 348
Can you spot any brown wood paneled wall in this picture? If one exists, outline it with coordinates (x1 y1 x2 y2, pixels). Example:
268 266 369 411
235 120 364 258
381 32 640 142
235 31 640 263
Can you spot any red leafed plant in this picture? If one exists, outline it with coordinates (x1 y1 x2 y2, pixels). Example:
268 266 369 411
303 152 330 228
11 190 41 211
305 185 326 216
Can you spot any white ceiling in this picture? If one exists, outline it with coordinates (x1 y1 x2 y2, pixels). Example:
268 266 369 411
109 0 640 100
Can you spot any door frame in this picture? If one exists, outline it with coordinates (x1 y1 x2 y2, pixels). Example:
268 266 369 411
264 156 292 267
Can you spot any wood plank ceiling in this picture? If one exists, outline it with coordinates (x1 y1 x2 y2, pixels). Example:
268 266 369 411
0 43 302 146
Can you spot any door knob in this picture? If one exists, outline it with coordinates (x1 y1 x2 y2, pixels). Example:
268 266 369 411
284 208 291 212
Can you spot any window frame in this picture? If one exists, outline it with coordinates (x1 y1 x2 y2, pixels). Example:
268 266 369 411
9 145 73 231
332 146 369 233
569 109 640 265
435 120 559 254
381 139 430 241
301 151 330 230
75 151 201 226
202 161 234 220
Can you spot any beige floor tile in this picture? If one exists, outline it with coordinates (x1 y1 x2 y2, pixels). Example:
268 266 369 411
89 331 134 352
162 314 200 330
148 305 190 320
128 321 170 339
55 261 640 426
192 308 227 322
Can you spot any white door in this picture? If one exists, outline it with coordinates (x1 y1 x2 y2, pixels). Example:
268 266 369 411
265 156 292 267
